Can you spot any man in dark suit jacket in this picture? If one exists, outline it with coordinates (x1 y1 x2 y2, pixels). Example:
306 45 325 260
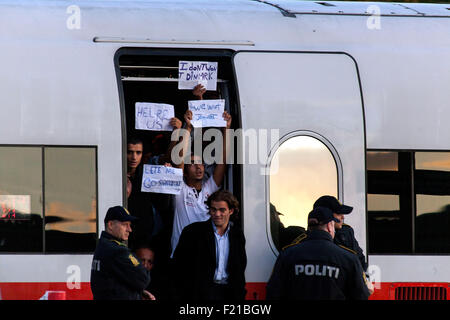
172 190 247 301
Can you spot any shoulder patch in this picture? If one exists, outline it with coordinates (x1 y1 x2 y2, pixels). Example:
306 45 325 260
282 233 307 251
338 244 357 255
128 254 140 267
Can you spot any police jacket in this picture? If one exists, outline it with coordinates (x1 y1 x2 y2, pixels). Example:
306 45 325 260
90 231 150 300
334 224 368 272
266 230 370 300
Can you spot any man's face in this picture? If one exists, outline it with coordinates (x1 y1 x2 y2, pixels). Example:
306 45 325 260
108 220 132 241
210 200 234 230
127 143 143 169
135 248 155 271
333 213 345 229
184 156 204 181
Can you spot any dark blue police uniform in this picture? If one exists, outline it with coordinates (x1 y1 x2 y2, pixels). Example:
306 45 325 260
314 195 368 272
334 223 368 272
90 206 150 300
266 207 370 300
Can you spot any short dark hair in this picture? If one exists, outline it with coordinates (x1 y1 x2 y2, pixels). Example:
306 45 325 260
206 190 239 213
127 136 144 146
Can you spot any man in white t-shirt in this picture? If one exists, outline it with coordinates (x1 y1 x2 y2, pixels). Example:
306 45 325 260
170 109 232 256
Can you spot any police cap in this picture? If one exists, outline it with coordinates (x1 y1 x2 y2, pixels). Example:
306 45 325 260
313 195 353 214
308 206 340 226
104 206 137 223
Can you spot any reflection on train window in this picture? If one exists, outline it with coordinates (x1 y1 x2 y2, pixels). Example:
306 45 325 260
269 136 337 251
0 147 43 252
44 148 97 253
367 151 450 254
0 146 97 253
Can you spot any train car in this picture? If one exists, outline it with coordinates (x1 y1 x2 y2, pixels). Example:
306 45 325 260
0 0 449 300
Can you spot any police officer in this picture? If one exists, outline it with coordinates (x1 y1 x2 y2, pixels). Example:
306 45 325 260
266 206 370 300
313 195 368 272
90 206 154 300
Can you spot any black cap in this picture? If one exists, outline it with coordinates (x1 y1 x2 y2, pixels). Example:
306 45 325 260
104 206 137 223
313 195 353 214
308 206 340 226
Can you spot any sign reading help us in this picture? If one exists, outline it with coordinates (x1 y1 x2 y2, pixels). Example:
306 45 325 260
135 102 175 131
178 61 218 91
188 99 226 128
141 165 183 195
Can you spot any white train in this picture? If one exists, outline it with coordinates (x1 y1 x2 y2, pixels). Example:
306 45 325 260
0 0 449 300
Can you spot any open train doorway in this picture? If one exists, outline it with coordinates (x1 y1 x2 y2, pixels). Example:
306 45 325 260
114 48 242 298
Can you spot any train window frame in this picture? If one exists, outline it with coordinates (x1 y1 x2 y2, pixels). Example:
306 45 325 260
0 145 98 254
367 149 450 255
113 48 241 207
113 48 244 253
266 131 342 255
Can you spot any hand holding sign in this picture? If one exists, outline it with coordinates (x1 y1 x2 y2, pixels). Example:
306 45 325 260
141 165 183 195
135 103 175 131
178 61 218 91
188 99 227 128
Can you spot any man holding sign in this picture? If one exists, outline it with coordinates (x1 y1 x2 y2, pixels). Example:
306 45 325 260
169 108 232 257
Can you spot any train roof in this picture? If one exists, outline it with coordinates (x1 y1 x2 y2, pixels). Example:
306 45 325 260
1 0 448 47
253 0 450 18
3 0 450 18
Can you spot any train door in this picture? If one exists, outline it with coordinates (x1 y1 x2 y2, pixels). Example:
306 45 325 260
233 52 366 299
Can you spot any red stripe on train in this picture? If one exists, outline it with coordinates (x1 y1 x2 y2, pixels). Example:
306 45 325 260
245 282 450 300
0 282 92 300
1 282 448 300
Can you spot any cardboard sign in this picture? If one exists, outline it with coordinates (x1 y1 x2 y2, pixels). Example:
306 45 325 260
141 165 183 195
135 102 174 131
188 99 226 128
178 61 218 91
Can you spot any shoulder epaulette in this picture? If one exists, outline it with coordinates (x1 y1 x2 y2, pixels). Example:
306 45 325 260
338 244 357 255
282 233 307 251
109 239 127 247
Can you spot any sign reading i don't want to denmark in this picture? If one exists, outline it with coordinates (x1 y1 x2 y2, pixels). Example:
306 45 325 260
178 61 218 91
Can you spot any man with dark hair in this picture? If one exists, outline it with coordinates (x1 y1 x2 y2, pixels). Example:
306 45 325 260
126 132 177 252
172 190 247 300
266 206 370 300
169 110 231 257
90 206 154 300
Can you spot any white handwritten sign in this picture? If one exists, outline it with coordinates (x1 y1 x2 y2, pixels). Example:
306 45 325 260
135 102 174 131
178 61 218 91
141 165 183 195
188 99 226 128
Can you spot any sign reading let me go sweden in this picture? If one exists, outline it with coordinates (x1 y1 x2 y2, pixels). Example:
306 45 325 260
178 61 218 91
141 165 183 195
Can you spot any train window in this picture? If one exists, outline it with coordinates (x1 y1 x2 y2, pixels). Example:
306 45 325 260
44 147 97 253
115 49 241 255
269 136 338 251
0 147 43 252
367 150 450 254
414 152 450 253
0 146 97 253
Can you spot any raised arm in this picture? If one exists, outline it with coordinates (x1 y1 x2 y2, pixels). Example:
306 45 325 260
212 111 232 187
167 110 193 170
